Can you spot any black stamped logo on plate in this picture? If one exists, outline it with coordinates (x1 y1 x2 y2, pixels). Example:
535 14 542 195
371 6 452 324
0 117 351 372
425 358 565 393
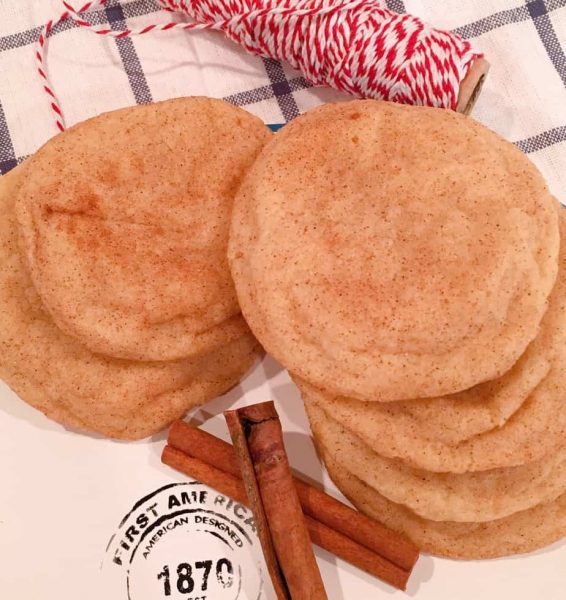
103 482 269 600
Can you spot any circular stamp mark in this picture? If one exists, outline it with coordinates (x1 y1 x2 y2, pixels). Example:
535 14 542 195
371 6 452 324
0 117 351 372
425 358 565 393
103 482 270 600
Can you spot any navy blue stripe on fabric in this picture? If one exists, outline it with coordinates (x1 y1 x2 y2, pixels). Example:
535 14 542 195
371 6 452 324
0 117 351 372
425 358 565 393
385 0 406 13
0 102 17 174
262 58 300 121
224 81 291 107
288 76 312 92
105 1 153 105
0 26 44 52
453 6 531 39
526 0 566 86
515 124 566 153
223 77 310 107
114 0 163 21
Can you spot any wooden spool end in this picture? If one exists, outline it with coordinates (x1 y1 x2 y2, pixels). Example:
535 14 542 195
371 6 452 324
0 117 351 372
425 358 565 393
456 58 490 115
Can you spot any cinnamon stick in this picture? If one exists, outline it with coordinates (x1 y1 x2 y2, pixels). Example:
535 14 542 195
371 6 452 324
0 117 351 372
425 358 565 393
169 419 419 571
225 407 290 600
225 402 327 599
163 445 248 505
162 445 411 591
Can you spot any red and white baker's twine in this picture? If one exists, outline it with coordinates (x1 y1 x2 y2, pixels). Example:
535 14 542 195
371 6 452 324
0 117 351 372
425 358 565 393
37 0 483 132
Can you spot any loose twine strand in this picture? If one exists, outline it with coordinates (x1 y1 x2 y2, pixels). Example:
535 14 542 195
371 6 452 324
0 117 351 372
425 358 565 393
36 0 482 132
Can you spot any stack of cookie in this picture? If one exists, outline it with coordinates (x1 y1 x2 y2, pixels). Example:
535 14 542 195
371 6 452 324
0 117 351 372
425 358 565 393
0 97 270 440
229 100 566 558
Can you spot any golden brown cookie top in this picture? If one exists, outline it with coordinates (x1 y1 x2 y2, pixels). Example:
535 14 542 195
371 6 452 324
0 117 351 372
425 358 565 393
297 211 566 473
0 164 261 440
16 97 271 361
230 100 560 401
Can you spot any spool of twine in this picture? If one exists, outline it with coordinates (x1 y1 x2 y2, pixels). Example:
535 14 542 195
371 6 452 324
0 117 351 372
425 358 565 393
37 0 489 131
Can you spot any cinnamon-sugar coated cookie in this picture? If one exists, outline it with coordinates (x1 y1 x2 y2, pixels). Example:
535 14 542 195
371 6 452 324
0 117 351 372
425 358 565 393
298 255 566 455
297 216 566 473
16 97 271 361
308 401 566 523
298 353 566 473
325 456 566 560
230 100 560 401
298 225 566 474
0 166 262 440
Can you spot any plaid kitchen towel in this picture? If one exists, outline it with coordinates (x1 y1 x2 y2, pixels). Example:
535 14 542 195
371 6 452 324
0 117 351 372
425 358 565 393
0 0 565 201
